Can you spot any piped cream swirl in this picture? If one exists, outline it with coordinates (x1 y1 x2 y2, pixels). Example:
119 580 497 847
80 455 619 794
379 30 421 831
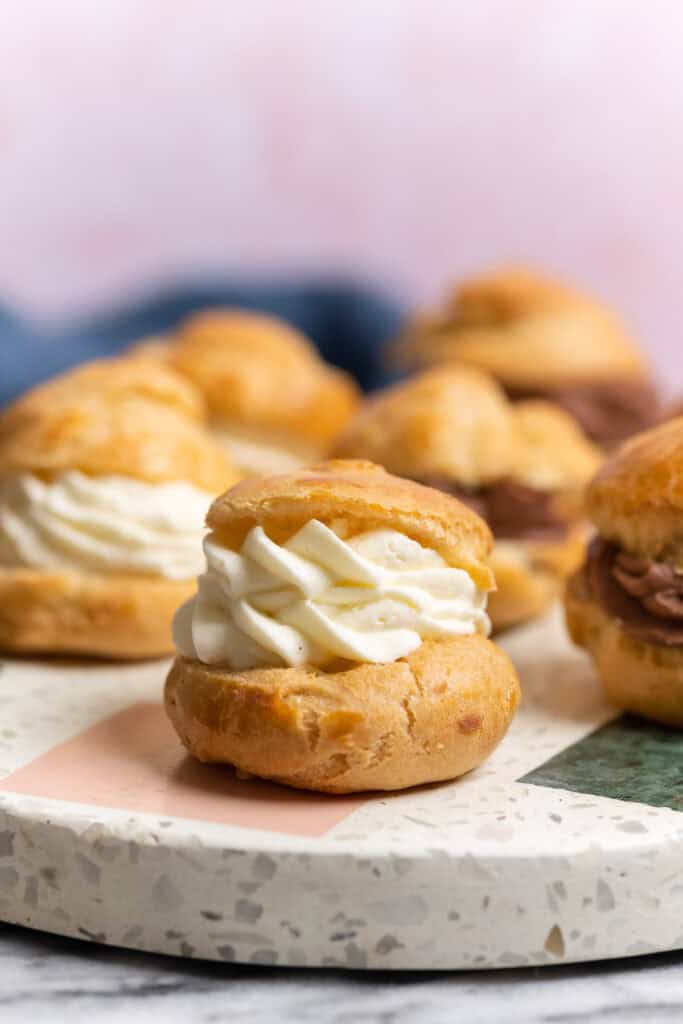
0 471 214 580
173 519 490 669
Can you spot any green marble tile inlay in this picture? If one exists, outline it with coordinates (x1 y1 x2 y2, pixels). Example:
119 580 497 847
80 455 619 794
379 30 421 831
520 715 683 812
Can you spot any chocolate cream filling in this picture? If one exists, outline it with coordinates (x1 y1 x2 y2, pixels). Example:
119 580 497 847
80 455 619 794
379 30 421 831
418 477 569 542
504 378 659 446
584 537 683 646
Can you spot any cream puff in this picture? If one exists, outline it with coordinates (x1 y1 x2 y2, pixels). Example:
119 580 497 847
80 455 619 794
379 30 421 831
566 417 683 727
0 386 239 659
392 267 659 447
166 460 520 792
134 309 361 474
331 366 601 631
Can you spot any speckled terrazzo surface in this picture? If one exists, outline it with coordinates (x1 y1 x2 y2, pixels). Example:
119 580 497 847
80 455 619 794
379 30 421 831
1 606 682 970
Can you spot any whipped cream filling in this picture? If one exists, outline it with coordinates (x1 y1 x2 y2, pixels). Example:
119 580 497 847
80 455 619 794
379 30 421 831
212 424 319 475
0 471 214 580
174 519 490 669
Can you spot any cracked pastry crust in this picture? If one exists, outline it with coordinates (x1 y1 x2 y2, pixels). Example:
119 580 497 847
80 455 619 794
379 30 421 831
0 569 196 659
331 369 600 497
168 309 361 449
2 355 207 423
206 458 494 588
393 266 647 385
331 365 519 488
565 571 683 727
443 266 583 325
0 392 238 492
513 400 602 496
165 635 520 793
585 416 683 564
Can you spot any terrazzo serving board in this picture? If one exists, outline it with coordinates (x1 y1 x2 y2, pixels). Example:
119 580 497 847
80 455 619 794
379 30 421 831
1 606 682 971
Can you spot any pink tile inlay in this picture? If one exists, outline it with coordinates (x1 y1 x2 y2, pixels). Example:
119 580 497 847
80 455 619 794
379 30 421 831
0 702 366 837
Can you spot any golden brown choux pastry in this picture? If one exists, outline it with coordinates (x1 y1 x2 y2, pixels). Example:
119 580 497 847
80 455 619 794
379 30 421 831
0 386 239 659
331 366 601 631
566 417 683 727
140 309 361 474
3 354 206 424
166 460 520 792
392 267 659 447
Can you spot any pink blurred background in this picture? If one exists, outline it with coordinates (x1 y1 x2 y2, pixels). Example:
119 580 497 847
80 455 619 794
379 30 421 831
1 1 682 389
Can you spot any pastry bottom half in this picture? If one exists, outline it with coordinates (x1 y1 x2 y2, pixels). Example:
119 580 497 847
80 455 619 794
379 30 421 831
565 574 683 728
164 635 521 793
0 568 196 659
488 527 587 632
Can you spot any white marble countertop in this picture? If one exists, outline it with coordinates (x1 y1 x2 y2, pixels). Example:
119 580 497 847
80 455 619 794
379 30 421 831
2 923 683 1023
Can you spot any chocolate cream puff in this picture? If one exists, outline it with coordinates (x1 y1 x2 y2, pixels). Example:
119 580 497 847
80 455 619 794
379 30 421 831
331 366 601 631
566 417 683 727
134 309 361 474
166 460 520 792
392 267 659 447
0 380 239 658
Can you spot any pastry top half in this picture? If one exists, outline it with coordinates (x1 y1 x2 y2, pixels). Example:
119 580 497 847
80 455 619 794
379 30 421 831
168 310 361 444
331 365 600 494
586 416 683 562
331 365 518 487
513 399 602 492
444 265 584 326
4 355 207 423
0 390 237 493
396 266 647 386
207 459 493 587
127 335 174 361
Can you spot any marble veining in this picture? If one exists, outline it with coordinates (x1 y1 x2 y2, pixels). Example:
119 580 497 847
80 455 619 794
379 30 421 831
2 923 683 1024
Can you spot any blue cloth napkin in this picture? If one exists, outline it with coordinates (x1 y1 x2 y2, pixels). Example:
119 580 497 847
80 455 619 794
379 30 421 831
0 280 406 407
